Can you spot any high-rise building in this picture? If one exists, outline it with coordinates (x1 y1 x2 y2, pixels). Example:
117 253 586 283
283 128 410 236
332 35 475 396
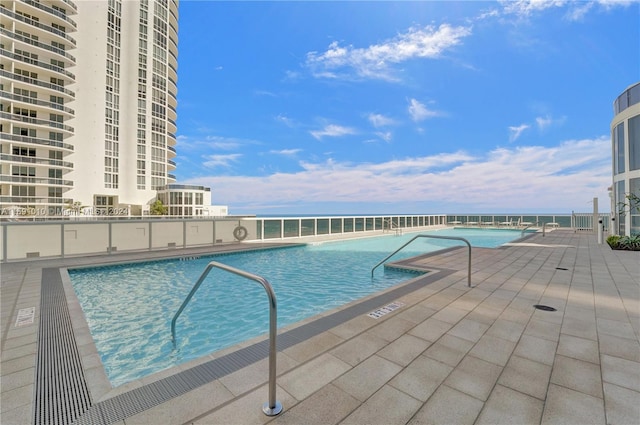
611 82 640 236
1 0 179 217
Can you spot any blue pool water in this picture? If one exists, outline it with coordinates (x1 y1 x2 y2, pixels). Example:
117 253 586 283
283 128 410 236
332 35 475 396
69 228 527 386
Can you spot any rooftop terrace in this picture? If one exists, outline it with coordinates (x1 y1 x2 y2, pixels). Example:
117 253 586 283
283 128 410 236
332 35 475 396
1 229 638 424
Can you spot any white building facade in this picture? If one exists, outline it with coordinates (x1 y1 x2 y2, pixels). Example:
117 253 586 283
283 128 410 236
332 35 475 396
1 0 184 218
611 82 640 236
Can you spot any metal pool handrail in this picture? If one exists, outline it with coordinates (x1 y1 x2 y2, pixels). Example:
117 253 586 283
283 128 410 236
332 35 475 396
170 261 283 416
371 234 472 287
521 224 536 237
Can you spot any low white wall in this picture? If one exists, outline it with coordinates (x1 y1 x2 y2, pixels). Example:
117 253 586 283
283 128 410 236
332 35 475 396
112 222 150 252
185 221 214 246
64 223 109 256
7 225 61 259
151 221 184 249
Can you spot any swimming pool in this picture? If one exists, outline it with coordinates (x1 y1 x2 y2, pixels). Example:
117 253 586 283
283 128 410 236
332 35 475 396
68 228 528 386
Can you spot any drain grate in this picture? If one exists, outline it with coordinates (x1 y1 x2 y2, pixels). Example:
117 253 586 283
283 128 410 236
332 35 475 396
35 269 92 425
533 304 557 312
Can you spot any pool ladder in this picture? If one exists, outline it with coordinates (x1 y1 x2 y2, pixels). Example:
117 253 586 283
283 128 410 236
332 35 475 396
170 261 283 416
371 234 472 287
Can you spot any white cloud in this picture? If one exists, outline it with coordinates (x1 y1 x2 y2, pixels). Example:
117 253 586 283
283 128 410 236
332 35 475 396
509 124 530 142
305 24 472 81
408 98 441 122
368 113 396 128
276 114 295 127
498 0 633 21
310 124 357 140
536 115 553 130
374 131 393 142
202 153 242 169
185 137 611 213
270 149 302 157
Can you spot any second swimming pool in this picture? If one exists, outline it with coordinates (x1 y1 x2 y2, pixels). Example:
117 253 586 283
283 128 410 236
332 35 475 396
68 227 528 386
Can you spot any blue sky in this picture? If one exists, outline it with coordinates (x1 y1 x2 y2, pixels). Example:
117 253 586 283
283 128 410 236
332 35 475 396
175 0 639 216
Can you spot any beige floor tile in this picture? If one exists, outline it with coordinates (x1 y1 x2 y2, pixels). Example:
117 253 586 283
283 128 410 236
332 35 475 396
485 319 526 342
513 334 557 366
389 356 453 402
447 319 490 343
603 382 640 425
550 355 603 398
329 331 388 366
278 354 351 400
370 316 418 342
469 334 516 366
476 384 543 425
597 317 637 340
423 334 474 367
541 384 605 425
524 318 561 341
341 385 422 425
409 318 454 342
267 384 360 425
408 384 484 425
598 334 640 362
377 334 432 367
430 306 469 324
332 355 402 402
557 333 599 364
444 355 503 401
498 355 552 400
601 354 640 392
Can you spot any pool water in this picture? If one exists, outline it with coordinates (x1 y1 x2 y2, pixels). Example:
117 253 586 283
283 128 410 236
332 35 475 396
68 228 527 386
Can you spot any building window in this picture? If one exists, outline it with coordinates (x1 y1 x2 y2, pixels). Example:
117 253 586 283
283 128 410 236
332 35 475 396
614 122 625 174
629 115 640 171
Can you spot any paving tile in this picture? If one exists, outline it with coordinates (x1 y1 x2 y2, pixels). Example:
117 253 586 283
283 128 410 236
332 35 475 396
444 355 503 401
601 354 640 392
603 382 640 425
541 384 605 425
423 334 474 367
513 334 557 366
430 306 468 324
329 331 388 366
369 316 416 342
475 384 543 425
557 333 599 364
409 318 454 343
447 319 490 343
395 304 438 325
598 333 640 363
194 384 296 425
261 384 359 425
498 355 552 400
524 318 561 342
341 385 422 425
408 384 484 425
550 355 603 398
469 334 516 367
597 317 637 340
282 331 344 363
389 356 453 402
333 355 402 402
377 334 432 367
126 379 235 424
278 354 351 400
485 319 526 342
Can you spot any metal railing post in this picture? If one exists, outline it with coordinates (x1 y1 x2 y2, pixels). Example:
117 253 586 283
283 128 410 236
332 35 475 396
171 261 283 416
371 234 472 287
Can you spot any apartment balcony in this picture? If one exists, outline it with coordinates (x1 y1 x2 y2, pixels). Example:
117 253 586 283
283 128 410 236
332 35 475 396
22 0 78 29
1 8 77 46
0 175 74 187
0 154 73 169
0 133 74 151
1 112 74 134
0 69 76 98
0 91 75 115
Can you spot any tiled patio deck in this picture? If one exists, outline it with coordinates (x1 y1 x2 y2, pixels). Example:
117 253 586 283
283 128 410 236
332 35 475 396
1 229 639 424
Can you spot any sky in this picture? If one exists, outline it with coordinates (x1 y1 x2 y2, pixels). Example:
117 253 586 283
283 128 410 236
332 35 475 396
174 0 639 216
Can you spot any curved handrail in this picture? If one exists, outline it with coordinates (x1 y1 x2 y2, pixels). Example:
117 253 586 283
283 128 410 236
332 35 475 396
521 224 535 237
371 235 472 287
170 261 283 416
